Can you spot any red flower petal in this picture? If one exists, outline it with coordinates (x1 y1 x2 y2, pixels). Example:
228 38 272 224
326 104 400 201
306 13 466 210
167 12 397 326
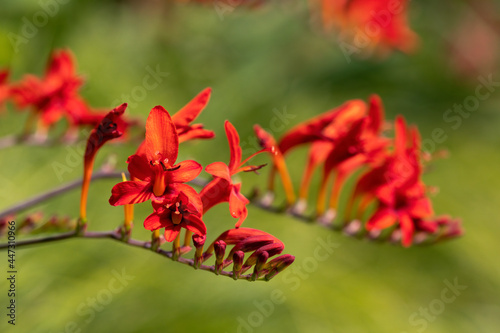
164 160 202 183
278 100 366 155
143 211 163 231
127 154 154 181
200 178 231 213
178 128 215 143
225 120 242 172
407 197 434 219
172 87 211 127
205 162 232 182
109 180 153 206
230 184 250 227
164 225 182 242
398 212 415 247
367 207 397 230
145 105 179 165
367 94 384 134
394 116 408 157
184 214 207 236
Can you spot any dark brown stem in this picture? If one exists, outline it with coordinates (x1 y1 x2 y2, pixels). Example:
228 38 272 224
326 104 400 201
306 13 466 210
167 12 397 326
0 171 124 219
0 228 256 280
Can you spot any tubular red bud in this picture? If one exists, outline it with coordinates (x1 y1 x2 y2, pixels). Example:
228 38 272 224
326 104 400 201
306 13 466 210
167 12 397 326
264 255 295 281
232 251 245 280
251 251 269 281
193 234 206 269
214 240 227 275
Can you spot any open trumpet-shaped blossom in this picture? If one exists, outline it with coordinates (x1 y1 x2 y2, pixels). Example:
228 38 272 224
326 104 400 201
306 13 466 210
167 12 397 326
316 0 418 54
200 121 266 227
109 105 202 206
81 103 129 221
254 125 295 205
11 49 85 127
144 184 206 242
274 96 388 215
350 116 462 247
0 69 10 111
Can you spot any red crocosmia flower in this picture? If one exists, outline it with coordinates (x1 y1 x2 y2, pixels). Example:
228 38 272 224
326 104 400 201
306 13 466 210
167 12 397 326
171 88 215 143
143 184 206 242
277 99 366 155
316 0 418 54
350 116 435 247
64 97 138 139
0 69 10 112
81 103 128 221
11 49 84 128
200 121 266 227
109 105 202 206
254 125 295 204
84 103 128 165
277 96 387 215
349 115 422 219
366 182 433 247
316 96 388 214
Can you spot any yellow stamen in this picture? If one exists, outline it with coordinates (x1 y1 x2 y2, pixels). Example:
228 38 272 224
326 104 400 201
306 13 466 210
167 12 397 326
79 156 94 223
184 230 193 247
274 155 296 205
172 233 181 261
121 173 134 230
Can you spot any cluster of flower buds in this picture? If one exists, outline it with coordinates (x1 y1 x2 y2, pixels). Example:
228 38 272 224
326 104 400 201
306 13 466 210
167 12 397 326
0 50 137 142
0 212 75 236
197 228 295 281
254 96 463 247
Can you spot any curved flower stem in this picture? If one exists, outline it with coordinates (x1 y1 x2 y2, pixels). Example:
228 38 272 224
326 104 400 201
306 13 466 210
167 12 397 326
0 228 259 281
0 170 124 219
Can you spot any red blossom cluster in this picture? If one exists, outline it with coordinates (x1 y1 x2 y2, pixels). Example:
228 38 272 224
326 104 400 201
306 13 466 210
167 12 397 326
314 0 418 54
1 49 136 140
255 96 463 247
106 90 294 279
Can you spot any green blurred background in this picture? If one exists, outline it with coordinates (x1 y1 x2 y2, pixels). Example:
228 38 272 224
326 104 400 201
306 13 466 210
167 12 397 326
1 0 500 332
